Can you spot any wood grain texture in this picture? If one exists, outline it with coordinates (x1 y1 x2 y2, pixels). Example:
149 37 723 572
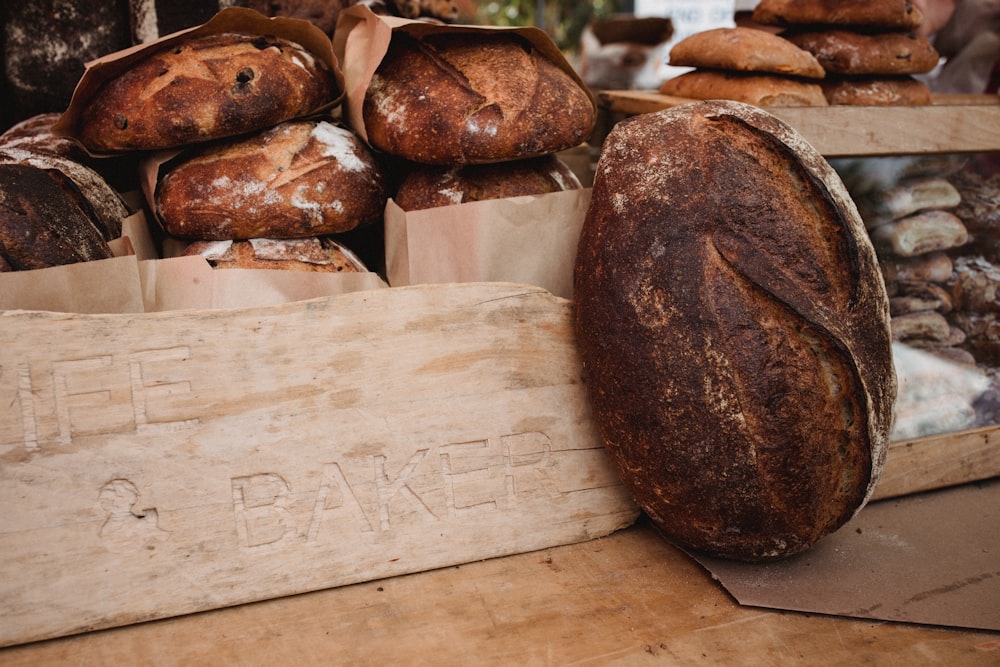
876 425 1000 500
597 91 1000 156
0 519 996 666
0 283 638 646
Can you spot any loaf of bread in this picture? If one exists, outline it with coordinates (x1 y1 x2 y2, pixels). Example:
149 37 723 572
393 155 582 211
1 114 130 241
869 209 969 256
881 251 954 284
180 237 368 272
820 75 932 105
783 29 940 76
753 0 924 30
156 119 387 241
668 27 825 79
659 69 828 106
574 100 895 561
77 32 336 152
362 31 595 165
0 163 114 271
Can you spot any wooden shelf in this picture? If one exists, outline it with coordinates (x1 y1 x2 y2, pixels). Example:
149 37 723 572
598 91 1000 157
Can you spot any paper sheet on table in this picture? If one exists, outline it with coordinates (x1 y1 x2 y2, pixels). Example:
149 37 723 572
691 479 1000 631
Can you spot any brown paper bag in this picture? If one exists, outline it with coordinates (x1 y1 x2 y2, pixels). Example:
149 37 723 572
385 189 592 299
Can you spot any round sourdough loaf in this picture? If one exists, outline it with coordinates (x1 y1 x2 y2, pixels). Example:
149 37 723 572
820 75 933 105
77 32 335 152
574 100 896 561
783 30 940 76
394 154 582 211
0 163 114 271
362 31 595 165
180 237 368 272
752 0 924 30
668 27 825 79
659 70 828 107
156 119 386 241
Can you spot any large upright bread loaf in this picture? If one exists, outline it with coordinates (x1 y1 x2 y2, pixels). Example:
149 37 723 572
574 101 896 561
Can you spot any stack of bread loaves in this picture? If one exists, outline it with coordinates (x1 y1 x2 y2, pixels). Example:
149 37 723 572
57 11 384 274
944 171 1000 366
361 28 594 210
753 0 940 105
659 26 828 106
865 177 970 357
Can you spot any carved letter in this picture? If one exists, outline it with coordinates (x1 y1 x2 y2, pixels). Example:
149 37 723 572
232 474 295 548
52 356 113 445
307 462 375 541
374 449 438 531
503 432 561 501
440 440 503 517
128 348 201 434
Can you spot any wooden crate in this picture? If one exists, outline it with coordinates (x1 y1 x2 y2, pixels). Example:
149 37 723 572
0 283 639 646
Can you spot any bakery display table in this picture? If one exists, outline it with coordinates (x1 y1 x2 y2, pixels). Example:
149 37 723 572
0 516 995 665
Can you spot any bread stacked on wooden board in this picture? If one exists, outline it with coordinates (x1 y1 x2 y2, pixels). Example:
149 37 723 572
659 27 828 106
753 0 939 105
574 100 895 561
864 177 970 353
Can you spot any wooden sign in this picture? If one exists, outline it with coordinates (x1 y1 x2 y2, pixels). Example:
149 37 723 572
0 283 639 646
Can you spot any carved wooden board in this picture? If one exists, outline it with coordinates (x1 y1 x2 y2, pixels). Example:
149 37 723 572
0 283 639 647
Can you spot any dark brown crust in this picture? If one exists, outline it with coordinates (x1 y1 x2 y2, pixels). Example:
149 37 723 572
362 32 596 165
752 0 924 30
155 119 386 241
821 75 932 105
79 32 335 152
0 163 114 271
394 155 582 211
573 100 895 561
783 29 939 75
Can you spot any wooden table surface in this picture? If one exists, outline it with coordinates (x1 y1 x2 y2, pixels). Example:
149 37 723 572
2 516 996 666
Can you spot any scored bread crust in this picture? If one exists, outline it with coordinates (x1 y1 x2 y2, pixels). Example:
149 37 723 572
752 0 924 29
783 29 940 75
363 31 595 165
79 32 335 152
156 119 386 241
659 69 828 107
669 27 825 79
573 100 895 561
